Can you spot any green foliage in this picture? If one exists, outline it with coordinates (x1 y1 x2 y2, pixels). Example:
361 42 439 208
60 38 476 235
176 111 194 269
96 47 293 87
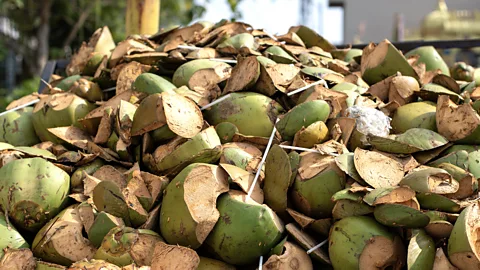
0 77 39 112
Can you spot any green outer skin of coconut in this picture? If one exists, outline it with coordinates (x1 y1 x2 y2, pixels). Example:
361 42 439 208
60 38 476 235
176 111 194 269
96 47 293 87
94 227 161 267
217 33 256 52
428 150 469 170
265 46 297 64
156 127 221 173
204 192 284 266
467 150 480 180
160 163 220 248
373 204 430 228
220 146 258 171
276 100 330 141
215 122 239 144
418 83 462 103
391 101 437 133
301 67 339 79
0 107 40 146
448 204 480 269
329 216 399 270
291 164 345 219
331 82 360 108
32 95 97 144
456 125 480 145
71 159 105 189
405 46 450 76
335 153 364 184
56 75 82 91
332 199 374 220
0 214 29 259
0 158 70 232
408 229 435 270
172 59 231 87
263 145 291 214
416 193 461 213
344 49 363 63
198 256 236 270
150 125 176 143
82 53 104 76
88 211 125 248
204 92 284 138
362 42 418 85
399 167 456 194
257 56 276 66
133 73 176 94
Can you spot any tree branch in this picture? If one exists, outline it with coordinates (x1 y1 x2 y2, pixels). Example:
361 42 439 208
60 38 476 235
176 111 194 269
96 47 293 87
63 4 95 48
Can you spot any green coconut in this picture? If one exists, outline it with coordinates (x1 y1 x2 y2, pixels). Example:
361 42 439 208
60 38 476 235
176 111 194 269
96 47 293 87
132 73 176 94
215 122 239 144
71 158 105 190
150 241 200 269
203 92 284 137
361 40 418 85
148 126 222 174
32 93 97 143
373 204 430 228
93 227 163 267
391 101 437 133
35 261 67 269
400 167 458 194
407 229 436 270
264 45 297 64
291 152 346 219
288 25 336 51
417 83 462 103
292 120 329 148
448 203 480 269
56 75 82 91
276 100 330 141
0 214 29 259
263 144 292 216
217 33 257 54
32 205 97 266
285 223 330 264
172 59 231 89
332 199 374 220
0 157 70 232
69 78 103 103
219 142 262 173
160 163 229 249
405 46 450 76
416 193 461 213
88 212 125 248
0 107 40 146
204 190 284 266
368 128 448 154
329 216 406 270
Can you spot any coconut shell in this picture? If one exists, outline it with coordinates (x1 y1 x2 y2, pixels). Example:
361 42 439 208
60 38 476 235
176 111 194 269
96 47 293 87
69 259 120 270
150 242 200 270
433 248 457 270
94 227 162 267
0 215 29 258
400 166 458 194
416 193 461 213
32 93 97 144
32 205 97 266
204 190 284 266
363 186 416 206
354 149 404 188
291 152 345 218
405 46 450 76
220 163 263 203
0 248 36 270
88 212 125 248
448 203 480 269
160 163 229 248
263 241 313 270
223 56 260 94
332 199 374 220
285 223 330 264
215 122 239 144
373 203 430 228
203 92 284 137
407 229 436 270
0 107 40 146
329 216 405 270
0 158 70 232
132 73 176 95
263 145 291 215
361 40 418 85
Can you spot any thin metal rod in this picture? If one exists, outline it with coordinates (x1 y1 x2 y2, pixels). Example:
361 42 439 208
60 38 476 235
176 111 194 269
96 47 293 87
200 94 232 111
307 239 328 254
0 99 39 117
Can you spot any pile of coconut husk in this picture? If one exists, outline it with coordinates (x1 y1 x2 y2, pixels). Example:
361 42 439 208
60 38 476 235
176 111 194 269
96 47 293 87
1 21 480 270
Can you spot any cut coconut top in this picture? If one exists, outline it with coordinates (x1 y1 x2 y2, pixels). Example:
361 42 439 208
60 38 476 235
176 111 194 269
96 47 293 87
363 186 416 206
354 148 405 188
358 235 405 269
220 163 263 204
48 126 92 150
162 91 203 138
400 166 459 194
297 152 338 180
436 95 480 142
33 93 77 113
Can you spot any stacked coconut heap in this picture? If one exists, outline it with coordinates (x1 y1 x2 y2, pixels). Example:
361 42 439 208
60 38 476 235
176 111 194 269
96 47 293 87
1 21 480 270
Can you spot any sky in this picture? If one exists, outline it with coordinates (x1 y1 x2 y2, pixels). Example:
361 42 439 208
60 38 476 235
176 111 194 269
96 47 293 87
194 0 344 45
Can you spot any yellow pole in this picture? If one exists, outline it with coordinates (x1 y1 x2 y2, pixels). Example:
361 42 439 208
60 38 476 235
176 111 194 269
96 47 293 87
126 0 160 35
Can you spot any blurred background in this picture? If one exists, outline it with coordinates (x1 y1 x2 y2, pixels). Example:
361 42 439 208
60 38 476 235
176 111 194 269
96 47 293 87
0 0 479 110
